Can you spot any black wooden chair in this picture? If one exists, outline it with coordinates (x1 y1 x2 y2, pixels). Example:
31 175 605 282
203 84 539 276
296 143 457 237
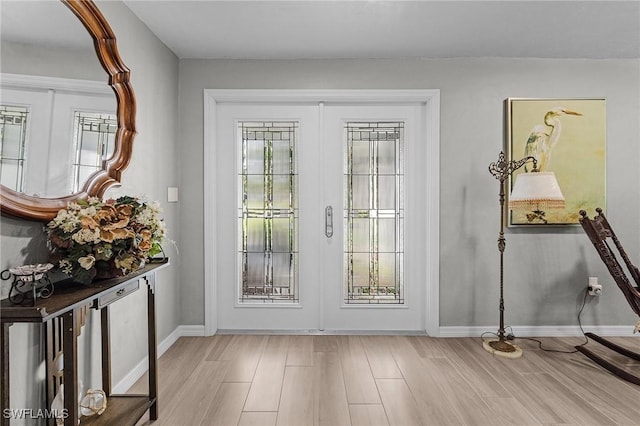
578 208 640 385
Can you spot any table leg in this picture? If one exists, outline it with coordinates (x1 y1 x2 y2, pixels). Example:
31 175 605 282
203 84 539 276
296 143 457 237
1 322 11 426
63 310 78 426
146 274 158 420
101 307 111 396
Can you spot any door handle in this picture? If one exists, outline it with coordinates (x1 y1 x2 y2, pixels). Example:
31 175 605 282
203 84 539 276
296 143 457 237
325 206 333 238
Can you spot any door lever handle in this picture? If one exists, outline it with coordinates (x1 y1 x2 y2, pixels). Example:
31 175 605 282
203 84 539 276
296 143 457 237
325 206 334 238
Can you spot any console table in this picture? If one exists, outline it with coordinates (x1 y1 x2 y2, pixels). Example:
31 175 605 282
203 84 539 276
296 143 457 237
1 259 169 426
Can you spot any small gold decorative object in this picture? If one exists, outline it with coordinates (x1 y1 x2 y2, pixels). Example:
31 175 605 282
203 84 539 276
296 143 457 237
80 389 107 417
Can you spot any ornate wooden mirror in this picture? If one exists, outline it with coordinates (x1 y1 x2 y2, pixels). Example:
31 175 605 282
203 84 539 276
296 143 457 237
0 0 136 221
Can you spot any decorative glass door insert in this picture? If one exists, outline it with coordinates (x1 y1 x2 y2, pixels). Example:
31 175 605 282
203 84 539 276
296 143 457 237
344 122 404 304
238 121 299 303
0 105 29 192
71 112 117 193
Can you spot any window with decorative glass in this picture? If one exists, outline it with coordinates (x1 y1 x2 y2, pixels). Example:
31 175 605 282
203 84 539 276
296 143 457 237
237 122 299 303
344 122 404 304
71 112 117 193
0 105 29 192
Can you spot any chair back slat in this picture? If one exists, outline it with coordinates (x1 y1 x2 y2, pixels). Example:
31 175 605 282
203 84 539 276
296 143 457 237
579 208 640 318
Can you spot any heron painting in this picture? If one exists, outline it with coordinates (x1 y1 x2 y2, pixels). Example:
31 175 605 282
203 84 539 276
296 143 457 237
505 98 606 226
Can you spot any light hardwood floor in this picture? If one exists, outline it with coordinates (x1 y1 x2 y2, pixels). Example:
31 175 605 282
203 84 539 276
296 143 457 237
131 334 640 425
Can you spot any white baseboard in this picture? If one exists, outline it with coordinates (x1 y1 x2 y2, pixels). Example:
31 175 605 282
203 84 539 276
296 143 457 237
178 325 206 337
439 325 638 338
216 329 427 335
112 325 205 394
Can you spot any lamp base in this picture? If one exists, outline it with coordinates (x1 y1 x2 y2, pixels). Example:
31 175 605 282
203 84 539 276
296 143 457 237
482 339 523 359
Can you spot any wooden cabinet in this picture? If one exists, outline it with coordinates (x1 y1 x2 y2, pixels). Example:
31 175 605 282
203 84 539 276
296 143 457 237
1 259 169 425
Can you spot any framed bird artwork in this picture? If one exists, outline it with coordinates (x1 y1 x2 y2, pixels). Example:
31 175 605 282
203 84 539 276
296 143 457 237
505 98 606 226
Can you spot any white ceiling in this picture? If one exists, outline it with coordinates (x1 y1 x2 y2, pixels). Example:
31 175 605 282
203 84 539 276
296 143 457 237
1 1 639 60
1 1 92 50
121 0 640 60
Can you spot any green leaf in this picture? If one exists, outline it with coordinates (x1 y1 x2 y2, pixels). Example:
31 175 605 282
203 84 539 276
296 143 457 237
148 243 163 257
73 267 96 285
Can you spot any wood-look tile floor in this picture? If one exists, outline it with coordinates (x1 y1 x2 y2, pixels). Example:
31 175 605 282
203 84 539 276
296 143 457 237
131 334 640 425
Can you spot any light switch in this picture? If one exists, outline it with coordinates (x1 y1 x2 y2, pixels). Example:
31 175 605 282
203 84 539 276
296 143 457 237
167 187 179 203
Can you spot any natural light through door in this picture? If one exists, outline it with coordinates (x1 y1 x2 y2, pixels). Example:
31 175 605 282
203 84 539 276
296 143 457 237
344 121 404 305
238 121 299 303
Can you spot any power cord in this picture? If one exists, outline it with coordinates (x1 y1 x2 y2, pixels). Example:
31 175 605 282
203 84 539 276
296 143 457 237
481 288 590 354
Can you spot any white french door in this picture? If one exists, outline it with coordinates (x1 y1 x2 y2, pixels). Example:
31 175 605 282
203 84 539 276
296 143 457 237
215 104 321 330
321 105 425 331
206 91 438 333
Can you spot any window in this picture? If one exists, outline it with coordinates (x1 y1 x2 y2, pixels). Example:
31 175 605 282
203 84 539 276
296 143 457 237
238 122 299 303
344 122 404 304
71 112 117 192
0 105 29 192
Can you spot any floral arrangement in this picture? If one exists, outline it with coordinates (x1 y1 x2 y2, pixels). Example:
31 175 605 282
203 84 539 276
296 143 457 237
47 196 166 285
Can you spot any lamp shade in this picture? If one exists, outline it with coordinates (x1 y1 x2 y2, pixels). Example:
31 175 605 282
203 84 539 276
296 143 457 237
508 171 566 210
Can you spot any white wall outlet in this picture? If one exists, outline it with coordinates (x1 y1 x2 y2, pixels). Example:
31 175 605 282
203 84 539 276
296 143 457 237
588 276 602 296
167 187 179 203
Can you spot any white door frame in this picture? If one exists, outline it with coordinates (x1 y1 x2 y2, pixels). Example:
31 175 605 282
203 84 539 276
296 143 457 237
203 89 440 336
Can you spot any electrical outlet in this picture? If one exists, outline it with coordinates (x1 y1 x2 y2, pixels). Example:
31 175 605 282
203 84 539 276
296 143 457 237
588 277 602 296
588 283 603 296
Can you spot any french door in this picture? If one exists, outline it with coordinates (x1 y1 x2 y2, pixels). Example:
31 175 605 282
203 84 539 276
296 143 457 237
208 92 436 332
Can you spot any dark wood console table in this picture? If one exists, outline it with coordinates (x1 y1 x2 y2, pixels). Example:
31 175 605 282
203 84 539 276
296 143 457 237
1 259 169 425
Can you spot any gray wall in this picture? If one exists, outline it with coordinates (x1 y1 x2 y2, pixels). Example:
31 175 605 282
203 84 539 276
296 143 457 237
178 58 640 328
2 0 639 418
1 0 180 417
1 41 104 81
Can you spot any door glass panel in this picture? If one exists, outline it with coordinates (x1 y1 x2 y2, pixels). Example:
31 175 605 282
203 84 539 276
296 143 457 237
351 140 370 174
351 175 370 209
272 175 293 209
0 105 29 192
246 139 265 174
71 112 117 193
238 121 299 303
344 122 404 304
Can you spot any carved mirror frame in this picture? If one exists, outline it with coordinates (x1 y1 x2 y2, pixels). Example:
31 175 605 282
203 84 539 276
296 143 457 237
0 0 136 222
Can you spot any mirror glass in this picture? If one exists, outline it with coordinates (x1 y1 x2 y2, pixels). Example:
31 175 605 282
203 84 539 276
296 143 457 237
1 0 117 199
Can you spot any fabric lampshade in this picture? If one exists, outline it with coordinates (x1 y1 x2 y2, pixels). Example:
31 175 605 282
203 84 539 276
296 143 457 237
508 171 566 210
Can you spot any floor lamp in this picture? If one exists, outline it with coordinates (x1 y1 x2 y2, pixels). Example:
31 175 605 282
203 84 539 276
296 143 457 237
484 151 566 358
